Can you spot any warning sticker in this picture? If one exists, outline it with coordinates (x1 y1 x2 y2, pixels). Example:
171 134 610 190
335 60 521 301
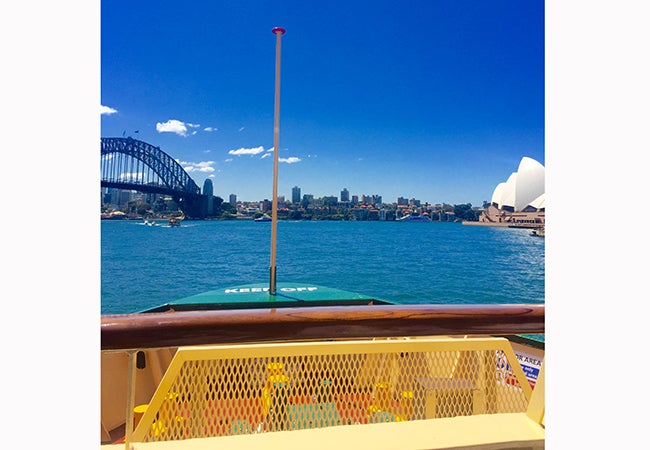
513 350 543 389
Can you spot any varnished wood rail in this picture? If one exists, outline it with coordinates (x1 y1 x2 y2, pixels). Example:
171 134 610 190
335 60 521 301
101 304 544 350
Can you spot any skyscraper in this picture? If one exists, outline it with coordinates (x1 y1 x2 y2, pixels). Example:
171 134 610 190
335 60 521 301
292 186 301 204
203 179 214 215
229 194 237 205
341 188 349 202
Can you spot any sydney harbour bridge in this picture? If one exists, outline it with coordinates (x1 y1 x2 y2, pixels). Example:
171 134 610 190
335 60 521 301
101 137 208 218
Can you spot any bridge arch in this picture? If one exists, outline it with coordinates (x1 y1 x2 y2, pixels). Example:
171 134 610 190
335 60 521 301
101 137 206 217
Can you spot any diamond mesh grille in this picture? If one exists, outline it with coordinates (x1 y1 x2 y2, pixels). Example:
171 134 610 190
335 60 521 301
133 337 531 442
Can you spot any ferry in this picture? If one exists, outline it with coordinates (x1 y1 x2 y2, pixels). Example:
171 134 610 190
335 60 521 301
169 213 184 227
397 214 432 222
100 27 544 449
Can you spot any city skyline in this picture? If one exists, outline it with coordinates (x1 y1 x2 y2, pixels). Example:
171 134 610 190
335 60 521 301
100 0 544 207
223 185 437 207
105 183 457 209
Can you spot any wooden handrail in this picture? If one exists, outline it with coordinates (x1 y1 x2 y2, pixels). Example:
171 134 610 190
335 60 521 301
101 304 544 350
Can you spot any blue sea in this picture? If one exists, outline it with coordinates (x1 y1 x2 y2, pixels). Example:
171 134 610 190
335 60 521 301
101 220 544 315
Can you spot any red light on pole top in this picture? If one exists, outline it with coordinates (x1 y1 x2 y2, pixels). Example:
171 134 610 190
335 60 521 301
272 27 286 35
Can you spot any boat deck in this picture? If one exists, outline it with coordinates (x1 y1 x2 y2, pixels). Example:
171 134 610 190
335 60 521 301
137 283 389 312
101 304 545 449
101 412 544 449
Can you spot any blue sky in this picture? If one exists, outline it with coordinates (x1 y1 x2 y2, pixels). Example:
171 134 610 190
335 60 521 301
101 0 544 206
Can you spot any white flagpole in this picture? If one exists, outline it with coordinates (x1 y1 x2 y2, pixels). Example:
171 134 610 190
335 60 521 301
269 26 285 296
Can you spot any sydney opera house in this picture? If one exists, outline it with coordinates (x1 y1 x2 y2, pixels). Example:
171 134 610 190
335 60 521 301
475 156 545 228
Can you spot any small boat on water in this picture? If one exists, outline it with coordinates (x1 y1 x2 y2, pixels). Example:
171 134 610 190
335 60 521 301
254 214 272 222
100 27 544 449
168 213 184 227
531 227 545 237
397 214 431 222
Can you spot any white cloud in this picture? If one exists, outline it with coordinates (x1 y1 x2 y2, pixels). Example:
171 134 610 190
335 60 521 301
238 127 245 132
204 127 217 132
260 148 300 162
187 123 200 128
156 119 189 136
225 158 233 162
228 146 265 156
178 160 216 173
280 157 301 164
101 105 117 115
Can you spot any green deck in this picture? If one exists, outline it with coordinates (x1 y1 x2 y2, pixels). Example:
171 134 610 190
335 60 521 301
138 283 544 350
140 282 392 312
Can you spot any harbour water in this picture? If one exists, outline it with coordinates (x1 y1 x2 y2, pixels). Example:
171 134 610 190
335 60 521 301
101 220 544 315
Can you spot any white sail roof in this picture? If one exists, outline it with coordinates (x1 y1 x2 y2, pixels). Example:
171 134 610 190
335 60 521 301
500 172 518 209
490 182 507 207
513 157 545 212
528 193 545 210
490 157 545 212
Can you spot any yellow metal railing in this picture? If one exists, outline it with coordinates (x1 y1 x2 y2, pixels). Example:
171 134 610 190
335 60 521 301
129 337 533 443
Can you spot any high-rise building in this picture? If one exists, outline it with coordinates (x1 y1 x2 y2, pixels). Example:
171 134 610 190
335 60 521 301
292 186 301 204
340 188 350 202
261 199 272 212
229 194 237 205
324 196 338 206
351 195 359 204
301 194 313 207
203 179 214 215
